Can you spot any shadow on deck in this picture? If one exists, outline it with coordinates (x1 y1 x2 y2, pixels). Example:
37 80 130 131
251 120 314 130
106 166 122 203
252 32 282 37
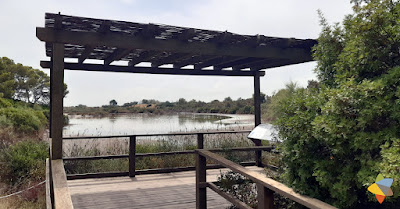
68 167 265 209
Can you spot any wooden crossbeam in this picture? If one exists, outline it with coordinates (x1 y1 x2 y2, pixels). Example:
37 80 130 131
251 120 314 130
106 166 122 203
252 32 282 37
36 27 314 61
78 46 94 64
151 53 191 67
232 58 280 71
128 51 163 66
40 61 265 76
213 57 252 70
250 59 311 70
104 48 132 65
195 56 242 70
173 55 216 69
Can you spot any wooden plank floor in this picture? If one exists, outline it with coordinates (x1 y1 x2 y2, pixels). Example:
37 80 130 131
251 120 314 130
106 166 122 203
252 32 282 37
68 166 265 209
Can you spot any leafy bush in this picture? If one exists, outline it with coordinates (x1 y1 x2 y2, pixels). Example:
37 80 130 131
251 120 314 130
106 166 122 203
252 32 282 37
275 1 400 208
0 140 48 186
0 107 47 133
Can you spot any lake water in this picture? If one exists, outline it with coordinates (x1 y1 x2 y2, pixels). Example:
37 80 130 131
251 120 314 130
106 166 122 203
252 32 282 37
63 113 255 137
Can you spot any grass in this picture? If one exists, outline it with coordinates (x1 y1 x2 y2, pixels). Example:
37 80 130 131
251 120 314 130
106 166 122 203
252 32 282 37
63 132 263 174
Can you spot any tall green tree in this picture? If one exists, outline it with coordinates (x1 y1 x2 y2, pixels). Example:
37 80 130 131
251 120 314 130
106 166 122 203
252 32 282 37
0 57 17 98
276 1 400 208
0 57 69 104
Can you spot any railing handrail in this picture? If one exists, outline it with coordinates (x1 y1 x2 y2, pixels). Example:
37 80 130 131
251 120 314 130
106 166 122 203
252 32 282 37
63 130 252 140
196 149 337 209
46 159 74 209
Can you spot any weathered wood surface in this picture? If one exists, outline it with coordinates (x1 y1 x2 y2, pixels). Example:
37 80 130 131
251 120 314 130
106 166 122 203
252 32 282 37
68 167 265 209
40 61 265 77
46 159 53 209
38 13 316 75
198 150 337 209
52 159 74 209
50 43 64 159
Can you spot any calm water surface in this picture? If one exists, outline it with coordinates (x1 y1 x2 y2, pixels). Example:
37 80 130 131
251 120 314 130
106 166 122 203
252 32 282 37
63 113 254 137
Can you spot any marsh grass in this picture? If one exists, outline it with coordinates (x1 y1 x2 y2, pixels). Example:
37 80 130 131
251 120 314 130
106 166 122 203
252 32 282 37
63 133 262 174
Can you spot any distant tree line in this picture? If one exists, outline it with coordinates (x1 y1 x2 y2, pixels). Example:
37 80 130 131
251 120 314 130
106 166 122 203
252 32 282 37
65 93 270 115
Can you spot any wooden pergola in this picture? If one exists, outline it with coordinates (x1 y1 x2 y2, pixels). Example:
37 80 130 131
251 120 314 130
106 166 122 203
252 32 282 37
37 13 316 160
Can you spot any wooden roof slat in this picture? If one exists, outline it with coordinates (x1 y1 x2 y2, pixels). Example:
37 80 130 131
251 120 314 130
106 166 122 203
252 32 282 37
39 13 317 74
40 61 265 77
177 28 195 41
37 27 314 61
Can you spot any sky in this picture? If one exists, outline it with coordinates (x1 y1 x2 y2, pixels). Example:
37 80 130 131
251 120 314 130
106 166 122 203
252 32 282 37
0 0 353 107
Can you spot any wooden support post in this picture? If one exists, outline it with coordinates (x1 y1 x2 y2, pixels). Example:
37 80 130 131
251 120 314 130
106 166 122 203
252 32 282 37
197 133 204 149
129 136 136 177
253 70 261 126
196 152 207 209
257 183 274 209
50 43 64 159
253 70 262 167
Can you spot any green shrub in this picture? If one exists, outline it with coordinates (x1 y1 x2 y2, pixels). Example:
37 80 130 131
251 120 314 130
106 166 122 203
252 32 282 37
275 1 400 207
0 140 48 185
0 107 47 133
0 97 12 108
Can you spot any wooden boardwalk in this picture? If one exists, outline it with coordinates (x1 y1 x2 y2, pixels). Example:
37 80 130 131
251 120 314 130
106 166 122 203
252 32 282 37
68 166 265 209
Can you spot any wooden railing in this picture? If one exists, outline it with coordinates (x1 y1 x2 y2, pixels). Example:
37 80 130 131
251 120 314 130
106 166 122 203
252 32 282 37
62 130 273 180
46 158 74 209
196 150 337 209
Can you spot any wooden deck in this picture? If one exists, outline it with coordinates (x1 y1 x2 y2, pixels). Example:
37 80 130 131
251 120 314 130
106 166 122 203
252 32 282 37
68 166 265 209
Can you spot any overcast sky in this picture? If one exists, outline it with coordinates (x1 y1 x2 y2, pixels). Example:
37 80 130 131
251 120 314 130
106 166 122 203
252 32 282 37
0 0 353 107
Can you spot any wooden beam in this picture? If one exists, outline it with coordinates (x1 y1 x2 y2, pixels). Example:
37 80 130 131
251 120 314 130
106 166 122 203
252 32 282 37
50 43 64 160
129 136 136 177
254 70 261 126
196 152 207 209
213 57 251 69
41 61 265 77
197 150 338 209
257 183 274 209
151 53 190 67
104 48 131 65
250 59 312 70
51 160 73 209
78 46 94 64
128 51 163 66
173 55 217 69
36 27 314 61
194 56 241 70
208 183 252 209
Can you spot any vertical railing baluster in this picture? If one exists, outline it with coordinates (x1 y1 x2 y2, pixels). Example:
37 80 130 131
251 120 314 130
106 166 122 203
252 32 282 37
129 136 136 177
257 183 274 209
196 151 207 209
197 133 204 149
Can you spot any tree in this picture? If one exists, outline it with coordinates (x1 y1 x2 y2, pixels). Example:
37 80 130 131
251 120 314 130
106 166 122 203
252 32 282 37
109 99 117 106
0 57 17 98
276 1 400 208
0 57 69 104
